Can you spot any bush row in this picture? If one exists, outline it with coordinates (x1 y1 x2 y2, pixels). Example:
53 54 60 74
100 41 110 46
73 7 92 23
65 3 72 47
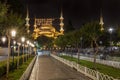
0 54 30 77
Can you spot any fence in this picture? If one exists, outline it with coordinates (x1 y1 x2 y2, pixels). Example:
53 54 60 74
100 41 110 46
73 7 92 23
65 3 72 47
73 55 120 69
51 54 118 80
61 53 120 69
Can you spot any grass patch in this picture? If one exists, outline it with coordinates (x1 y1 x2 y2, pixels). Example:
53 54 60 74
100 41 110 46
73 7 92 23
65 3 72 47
0 56 34 80
60 55 120 79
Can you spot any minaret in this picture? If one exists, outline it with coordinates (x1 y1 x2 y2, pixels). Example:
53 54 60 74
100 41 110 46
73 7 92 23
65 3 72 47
60 9 64 34
25 7 30 33
99 11 104 31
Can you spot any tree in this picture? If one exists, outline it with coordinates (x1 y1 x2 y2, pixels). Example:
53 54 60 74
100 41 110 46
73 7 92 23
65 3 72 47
0 12 25 39
0 2 25 78
37 36 54 48
81 21 103 69
0 2 25 37
54 35 69 49
0 0 24 14
0 2 8 34
55 20 104 69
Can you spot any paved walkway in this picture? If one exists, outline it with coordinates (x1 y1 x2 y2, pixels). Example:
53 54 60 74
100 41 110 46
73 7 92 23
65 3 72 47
30 55 92 80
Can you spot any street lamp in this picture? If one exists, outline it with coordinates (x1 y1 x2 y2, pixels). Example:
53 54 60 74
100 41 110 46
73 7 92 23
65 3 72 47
21 37 25 42
27 40 30 45
99 41 102 45
12 40 16 65
27 40 30 59
17 42 21 69
108 28 113 52
11 30 16 38
29 42 33 56
109 28 113 33
30 42 35 55
2 37 6 43
33 41 37 55
21 37 25 63
13 40 16 45
29 42 31 54
6 30 16 78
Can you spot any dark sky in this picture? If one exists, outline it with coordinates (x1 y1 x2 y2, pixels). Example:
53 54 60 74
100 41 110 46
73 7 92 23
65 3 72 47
21 0 120 28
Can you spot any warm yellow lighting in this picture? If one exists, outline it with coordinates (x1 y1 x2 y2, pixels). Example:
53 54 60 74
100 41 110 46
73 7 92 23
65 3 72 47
21 37 25 43
13 40 16 45
17 42 21 46
2 37 6 43
11 30 16 37
27 40 30 44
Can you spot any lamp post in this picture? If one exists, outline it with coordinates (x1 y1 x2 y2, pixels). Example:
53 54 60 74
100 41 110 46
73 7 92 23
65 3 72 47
108 28 113 52
11 30 16 66
29 42 31 57
11 30 16 38
21 37 25 63
17 42 21 69
29 42 34 57
6 30 16 78
27 40 30 60
7 34 10 78
34 41 37 55
12 40 16 66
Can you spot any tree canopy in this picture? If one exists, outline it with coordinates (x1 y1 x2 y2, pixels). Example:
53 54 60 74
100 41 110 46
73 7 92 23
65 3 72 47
0 2 31 41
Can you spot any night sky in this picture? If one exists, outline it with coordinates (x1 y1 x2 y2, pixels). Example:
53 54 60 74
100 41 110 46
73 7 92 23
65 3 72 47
21 0 120 28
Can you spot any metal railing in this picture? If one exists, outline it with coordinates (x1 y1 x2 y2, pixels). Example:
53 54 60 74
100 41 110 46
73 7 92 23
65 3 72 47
51 54 118 80
19 56 37 80
73 55 120 69
61 53 120 69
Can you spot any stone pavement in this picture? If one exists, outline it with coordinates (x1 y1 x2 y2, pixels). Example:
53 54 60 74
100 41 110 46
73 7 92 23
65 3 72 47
30 55 92 80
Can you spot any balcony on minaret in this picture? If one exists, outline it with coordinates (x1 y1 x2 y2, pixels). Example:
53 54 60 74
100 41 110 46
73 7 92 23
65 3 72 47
25 23 30 27
27 30 30 33
60 27 64 34
99 20 104 25
60 22 64 27
60 16 64 20
26 17 30 21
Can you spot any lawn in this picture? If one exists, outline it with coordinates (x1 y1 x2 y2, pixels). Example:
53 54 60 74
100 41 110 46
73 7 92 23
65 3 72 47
60 55 120 79
0 55 34 80
8 56 34 80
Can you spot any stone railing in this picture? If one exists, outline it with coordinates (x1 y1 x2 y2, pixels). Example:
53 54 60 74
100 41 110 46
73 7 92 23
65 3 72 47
29 56 39 80
51 54 118 80
19 56 37 80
